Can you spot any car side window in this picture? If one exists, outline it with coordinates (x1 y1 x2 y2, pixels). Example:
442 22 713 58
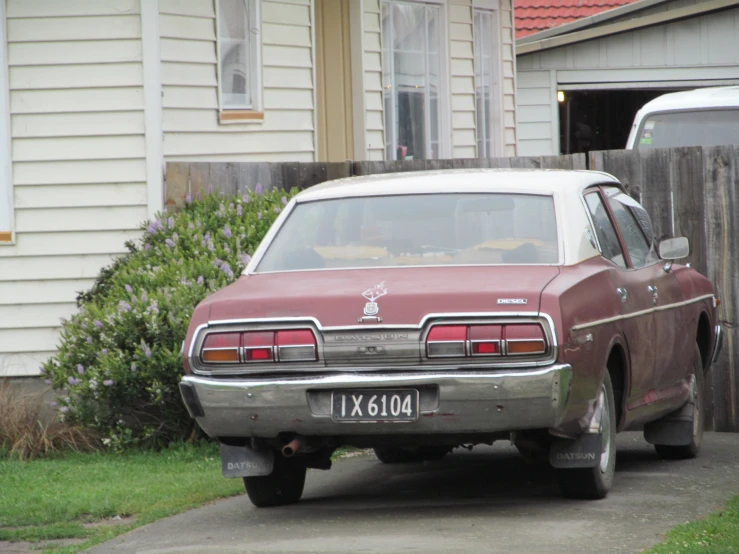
603 188 659 269
584 192 626 269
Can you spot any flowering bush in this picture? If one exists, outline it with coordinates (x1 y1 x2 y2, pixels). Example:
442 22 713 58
42 186 297 450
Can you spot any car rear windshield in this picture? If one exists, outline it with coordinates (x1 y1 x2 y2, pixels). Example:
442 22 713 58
636 109 739 149
255 193 559 273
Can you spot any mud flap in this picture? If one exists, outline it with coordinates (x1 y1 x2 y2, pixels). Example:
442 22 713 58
220 443 275 477
549 434 602 468
643 401 694 446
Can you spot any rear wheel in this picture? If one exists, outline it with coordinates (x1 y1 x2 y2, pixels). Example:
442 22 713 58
374 446 450 464
556 371 617 500
243 453 306 508
654 344 704 460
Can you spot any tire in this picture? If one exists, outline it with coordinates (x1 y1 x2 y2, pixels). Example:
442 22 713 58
243 453 306 508
654 344 704 460
374 446 449 464
556 371 617 500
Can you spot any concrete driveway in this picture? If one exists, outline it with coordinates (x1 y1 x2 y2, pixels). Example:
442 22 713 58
90 432 739 554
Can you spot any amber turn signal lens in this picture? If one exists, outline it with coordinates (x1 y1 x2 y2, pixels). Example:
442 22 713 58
202 348 240 363
506 340 546 355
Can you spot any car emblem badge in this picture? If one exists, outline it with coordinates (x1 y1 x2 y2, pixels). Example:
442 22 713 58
497 298 528 305
362 281 388 316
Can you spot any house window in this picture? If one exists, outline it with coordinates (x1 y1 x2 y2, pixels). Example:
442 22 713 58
474 8 501 158
216 0 261 117
382 1 444 161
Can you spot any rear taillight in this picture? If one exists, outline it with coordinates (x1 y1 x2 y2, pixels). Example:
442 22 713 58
201 332 240 363
200 329 318 364
426 323 547 358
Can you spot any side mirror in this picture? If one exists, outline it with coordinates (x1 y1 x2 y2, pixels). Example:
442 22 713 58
658 237 689 260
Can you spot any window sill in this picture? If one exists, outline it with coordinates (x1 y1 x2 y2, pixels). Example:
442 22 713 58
219 110 265 125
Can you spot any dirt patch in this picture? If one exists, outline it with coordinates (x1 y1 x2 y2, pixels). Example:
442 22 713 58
0 538 86 553
83 515 137 528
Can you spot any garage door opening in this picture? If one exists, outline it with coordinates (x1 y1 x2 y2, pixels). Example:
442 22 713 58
558 89 679 154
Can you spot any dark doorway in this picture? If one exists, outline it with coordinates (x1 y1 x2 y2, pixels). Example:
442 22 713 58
558 89 681 154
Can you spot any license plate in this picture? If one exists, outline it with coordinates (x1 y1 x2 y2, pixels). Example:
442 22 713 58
331 389 419 422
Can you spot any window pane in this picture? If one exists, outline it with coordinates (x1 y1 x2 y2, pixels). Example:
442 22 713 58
257 194 559 273
219 0 251 108
474 10 495 158
585 192 626 268
382 2 443 160
636 109 739 149
606 190 658 268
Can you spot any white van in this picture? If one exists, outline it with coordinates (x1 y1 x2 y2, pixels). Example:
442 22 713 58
626 86 739 149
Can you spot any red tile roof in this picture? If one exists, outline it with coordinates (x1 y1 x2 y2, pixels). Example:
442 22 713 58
516 0 642 38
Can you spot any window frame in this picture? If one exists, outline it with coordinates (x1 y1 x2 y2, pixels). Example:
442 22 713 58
215 0 264 123
473 3 504 158
603 186 659 269
0 0 11 245
381 0 452 161
583 189 626 269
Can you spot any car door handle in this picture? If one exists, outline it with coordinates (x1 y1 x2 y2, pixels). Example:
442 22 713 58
648 285 659 302
617 287 628 302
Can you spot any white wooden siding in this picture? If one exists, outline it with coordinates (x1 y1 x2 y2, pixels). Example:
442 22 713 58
160 0 317 162
363 0 385 160
0 0 147 377
449 0 476 158
516 6 739 156
499 0 517 156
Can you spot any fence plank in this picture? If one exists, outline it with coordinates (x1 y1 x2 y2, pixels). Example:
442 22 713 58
703 145 739 432
638 148 672 242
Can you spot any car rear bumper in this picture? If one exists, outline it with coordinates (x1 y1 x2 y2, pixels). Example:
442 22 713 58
180 364 573 438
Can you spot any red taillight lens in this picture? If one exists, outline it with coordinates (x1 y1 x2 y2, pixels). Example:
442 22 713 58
504 324 546 355
243 331 275 362
469 325 502 356
276 330 317 362
425 323 547 359
201 332 240 363
426 325 467 357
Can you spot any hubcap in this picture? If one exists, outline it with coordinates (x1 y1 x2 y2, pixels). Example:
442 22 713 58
599 387 611 473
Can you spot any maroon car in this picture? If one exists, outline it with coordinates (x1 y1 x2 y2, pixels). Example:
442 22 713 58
179 169 722 507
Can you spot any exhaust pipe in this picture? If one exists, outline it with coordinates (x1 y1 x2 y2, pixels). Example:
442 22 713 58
282 437 304 457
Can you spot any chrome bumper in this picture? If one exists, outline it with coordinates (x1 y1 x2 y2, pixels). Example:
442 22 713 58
181 364 573 438
711 324 723 365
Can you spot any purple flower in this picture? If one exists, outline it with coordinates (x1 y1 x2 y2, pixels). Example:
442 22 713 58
239 253 252 265
281 196 288 206
39 366 46 375
237 205 243 216
125 284 133 294
197 276 204 285
60 406 69 413
229 203 235 210
119 301 132 313
145 244 151 251
185 193 192 204
68 377 78 386
173 232 179 241
223 225 232 238
44 379 52 385
243 194 250 204
147 222 158 234
224 244 230 254
94 320 103 329
87 336 93 344
275 207 281 214
102 349 108 355
50 401 57 408
103 380 114 387
165 238 176 248
146 349 152 359
255 183 263 195
141 291 148 303
131 363 138 372
257 212 262 220
168 217 175 228
214 258 222 268
77 364 85 375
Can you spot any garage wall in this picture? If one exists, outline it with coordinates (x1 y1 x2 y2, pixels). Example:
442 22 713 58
516 70 556 156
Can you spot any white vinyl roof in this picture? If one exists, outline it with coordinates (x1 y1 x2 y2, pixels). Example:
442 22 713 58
295 169 620 202
635 86 739 113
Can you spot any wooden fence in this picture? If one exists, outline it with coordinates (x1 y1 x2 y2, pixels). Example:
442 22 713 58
165 146 738 431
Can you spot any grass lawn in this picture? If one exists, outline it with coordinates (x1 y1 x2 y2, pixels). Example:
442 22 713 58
646 494 739 554
0 443 245 553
